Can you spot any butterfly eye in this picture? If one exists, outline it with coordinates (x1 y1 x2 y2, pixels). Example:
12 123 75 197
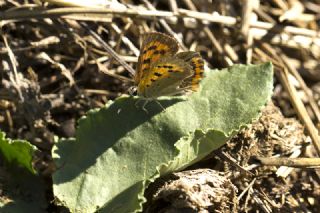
128 86 137 95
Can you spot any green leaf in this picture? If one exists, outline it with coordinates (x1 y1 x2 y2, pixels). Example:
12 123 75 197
0 131 46 211
53 63 273 212
0 131 37 174
0 165 47 212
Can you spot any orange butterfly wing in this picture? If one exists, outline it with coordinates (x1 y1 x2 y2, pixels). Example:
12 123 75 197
137 56 193 98
135 32 179 84
176 51 205 91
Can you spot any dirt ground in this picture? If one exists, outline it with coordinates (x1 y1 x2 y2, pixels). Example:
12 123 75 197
1 0 320 212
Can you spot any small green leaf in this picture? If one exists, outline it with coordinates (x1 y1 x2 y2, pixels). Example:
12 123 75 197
0 131 46 211
0 131 37 174
0 166 47 212
53 63 273 212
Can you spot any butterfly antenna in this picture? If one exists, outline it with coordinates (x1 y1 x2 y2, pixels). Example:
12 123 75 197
80 22 136 77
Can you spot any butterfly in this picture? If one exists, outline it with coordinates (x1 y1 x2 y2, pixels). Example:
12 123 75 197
134 32 204 107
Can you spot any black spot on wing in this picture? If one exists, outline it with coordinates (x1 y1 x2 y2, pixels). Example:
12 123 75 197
143 58 151 64
153 49 168 55
159 49 166 55
143 45 157 54
148 45 157 51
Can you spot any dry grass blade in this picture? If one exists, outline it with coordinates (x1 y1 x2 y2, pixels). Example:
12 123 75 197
278 68 320 156
255 157 320 168
280 54 320 123
256 42 320 156
1 33 23 101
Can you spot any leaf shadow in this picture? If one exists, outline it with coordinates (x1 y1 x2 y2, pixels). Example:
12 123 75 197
53 96 186 184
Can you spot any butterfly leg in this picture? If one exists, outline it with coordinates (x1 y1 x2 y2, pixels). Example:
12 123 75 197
153 100 166 111
136 99 166 113
143 100 166 112
141 100 150 114
135 99 141 108
135 98 150 113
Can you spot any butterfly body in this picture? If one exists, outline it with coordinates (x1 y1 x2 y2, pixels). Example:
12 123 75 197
135 32 204 99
